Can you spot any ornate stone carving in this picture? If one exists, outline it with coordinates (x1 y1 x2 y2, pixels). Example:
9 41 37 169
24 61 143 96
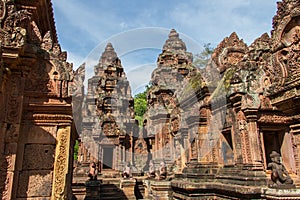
268 151 294 188
134 137 148 171
158 160 167 180
102 121 118 136
3 9 31 47
30 20 42 42
52 127 70 200
1 172 11 199
5 124 18 143
211 32 247 74
41 31 53 51
6 75 21 123
237 111 248 132
0 0 6 22
258 113 290 124
147 160 156 179
236 111 252 164
170 117 180 135
271 0 300 90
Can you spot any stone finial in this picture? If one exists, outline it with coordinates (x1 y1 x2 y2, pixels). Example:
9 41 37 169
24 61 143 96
162 29 187 52
99 42 119 64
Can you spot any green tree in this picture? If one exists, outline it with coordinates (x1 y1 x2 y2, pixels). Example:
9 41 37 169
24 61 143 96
74 140 79 160
194 43 214 68
134 85 150 126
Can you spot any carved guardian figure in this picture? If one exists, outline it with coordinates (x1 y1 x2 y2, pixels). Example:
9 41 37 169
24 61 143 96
268 151 294 188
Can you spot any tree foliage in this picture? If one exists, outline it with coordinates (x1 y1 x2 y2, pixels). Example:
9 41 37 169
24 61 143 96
134 85 150 126
74 140 79 160
193 43 214 68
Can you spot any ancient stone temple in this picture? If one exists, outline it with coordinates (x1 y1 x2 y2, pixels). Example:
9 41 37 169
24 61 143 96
143 29 204 173
0 0 79 200
74 1 300 197
171 0 300 199
3 0 300 199
81 43 136 173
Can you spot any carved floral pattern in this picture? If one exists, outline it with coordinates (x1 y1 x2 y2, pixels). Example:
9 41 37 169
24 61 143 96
211 32 247 74
0 0 6 21
52 127 70 200
236 111 252 164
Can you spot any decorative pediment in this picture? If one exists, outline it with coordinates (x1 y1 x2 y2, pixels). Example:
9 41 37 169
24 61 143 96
211 32 247 74
270 0 300 90
272 0 300 43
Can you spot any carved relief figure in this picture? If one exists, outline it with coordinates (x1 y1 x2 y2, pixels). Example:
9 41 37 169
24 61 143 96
170 117 180 135
237 111 247 132
157 160 167 180
268 151 294 188
147 160 156 179
122 162 131 179
88 162 98 181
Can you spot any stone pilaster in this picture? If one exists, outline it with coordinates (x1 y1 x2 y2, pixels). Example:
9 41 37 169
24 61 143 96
243 108 264 168
1 73 24 200
52 126 71 200
290 123 300 185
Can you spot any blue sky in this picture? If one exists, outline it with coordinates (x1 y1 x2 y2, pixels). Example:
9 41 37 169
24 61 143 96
52 0 278 94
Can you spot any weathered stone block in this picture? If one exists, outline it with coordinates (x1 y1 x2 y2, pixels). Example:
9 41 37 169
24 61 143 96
120 179 136 199
17 170 53 198
22 144 55 170
150 180 171 200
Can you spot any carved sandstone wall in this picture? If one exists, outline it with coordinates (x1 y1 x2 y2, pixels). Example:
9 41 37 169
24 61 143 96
143 29 205 172
81 43 136 172
0 1 79 199
172 0 300 199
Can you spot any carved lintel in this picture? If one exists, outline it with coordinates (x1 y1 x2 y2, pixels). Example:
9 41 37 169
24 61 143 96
258 113 290 124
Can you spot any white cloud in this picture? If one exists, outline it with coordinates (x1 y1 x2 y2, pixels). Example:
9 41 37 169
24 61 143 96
52 0 279 95
169 0 277 45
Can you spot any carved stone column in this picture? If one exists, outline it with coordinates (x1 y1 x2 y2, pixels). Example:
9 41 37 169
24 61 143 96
52 126 71 200
3 73 24 200
290 124 300 178
243 108 264 168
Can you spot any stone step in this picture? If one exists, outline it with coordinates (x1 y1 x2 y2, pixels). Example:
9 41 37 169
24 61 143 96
100 183 125 200
99 170 121 178
100 191 123 196
290 174 300 187
100 178 121 184
100 195 125 199
100 192 126 200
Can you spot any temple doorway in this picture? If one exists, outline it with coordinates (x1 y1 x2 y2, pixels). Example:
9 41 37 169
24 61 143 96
263 131 284 168
102 146 114 169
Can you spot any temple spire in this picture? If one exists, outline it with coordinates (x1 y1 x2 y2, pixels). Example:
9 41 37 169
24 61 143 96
162 29 187 52
99 42 119 64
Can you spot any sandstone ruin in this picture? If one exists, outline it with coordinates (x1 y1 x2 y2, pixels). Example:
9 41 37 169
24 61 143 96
1 0 300 199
